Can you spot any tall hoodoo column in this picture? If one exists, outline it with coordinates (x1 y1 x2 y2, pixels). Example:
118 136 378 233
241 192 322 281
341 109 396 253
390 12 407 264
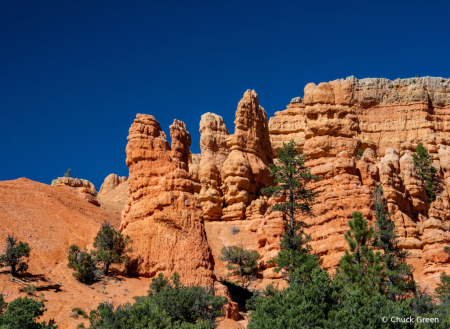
120 114 214 286
221 90 274 220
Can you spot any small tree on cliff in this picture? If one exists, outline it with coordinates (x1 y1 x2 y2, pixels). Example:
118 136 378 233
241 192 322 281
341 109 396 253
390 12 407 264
93 221 132 276
63 168 72 178
261 140 319 278
219 245 260 288
0 234 32 277
413 143 438 205
372 184 416 300
336 211 385 296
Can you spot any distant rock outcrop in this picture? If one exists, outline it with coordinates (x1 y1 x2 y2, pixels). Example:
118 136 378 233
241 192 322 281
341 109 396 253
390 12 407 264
51 176 98 206
98 173 127 197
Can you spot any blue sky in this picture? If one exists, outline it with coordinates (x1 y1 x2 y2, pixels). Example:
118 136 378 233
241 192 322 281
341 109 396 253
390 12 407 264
1 0 449 189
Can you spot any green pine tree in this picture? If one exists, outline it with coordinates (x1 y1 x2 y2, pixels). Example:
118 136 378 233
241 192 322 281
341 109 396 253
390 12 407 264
219 245 260 288
0 234 32 277
93 221 132 276
247 267 335 329
67 245 101 284
261 140 319 279
372 185 416 300
0 296 57 329
412 143 438 205
336 211 385 295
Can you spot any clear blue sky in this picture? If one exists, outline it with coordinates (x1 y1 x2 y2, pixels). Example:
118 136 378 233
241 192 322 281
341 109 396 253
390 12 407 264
1 0 449 189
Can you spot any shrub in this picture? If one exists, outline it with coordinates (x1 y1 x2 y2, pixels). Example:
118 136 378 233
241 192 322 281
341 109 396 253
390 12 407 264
71 307 88 319
63 169 71 177
220 245 260 288
67 245 101 284
0 234 32 276
93 221 132 276
356 148 363 160
0 296 57 329
230 226 240 235
21 285 36 295
88 273 227 329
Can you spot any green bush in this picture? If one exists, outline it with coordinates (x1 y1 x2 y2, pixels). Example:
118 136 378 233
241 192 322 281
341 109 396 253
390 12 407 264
93 222 132 276
219 246 260 288
21 285 36 295
0 296 57 329
67 245 101 284
71 308 88 319
88 272 227 329
357 148 363 159
0 234 32 276
63 169 71 177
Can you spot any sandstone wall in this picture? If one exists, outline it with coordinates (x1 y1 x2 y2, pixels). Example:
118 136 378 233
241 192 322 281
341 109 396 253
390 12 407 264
269 76 450 287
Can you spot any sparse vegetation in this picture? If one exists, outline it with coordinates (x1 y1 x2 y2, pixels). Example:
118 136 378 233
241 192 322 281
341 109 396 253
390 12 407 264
71 307 88 319
219 245 260 288
21 284 37 296
0 234 32 277
230 226 240 235
63 169 72 178
356 148 363 159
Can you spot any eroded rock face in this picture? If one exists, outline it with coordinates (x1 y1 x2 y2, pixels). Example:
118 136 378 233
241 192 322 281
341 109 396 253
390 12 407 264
120 114 214 286
98 174 127 197
268 76 450 288
221 90 274 220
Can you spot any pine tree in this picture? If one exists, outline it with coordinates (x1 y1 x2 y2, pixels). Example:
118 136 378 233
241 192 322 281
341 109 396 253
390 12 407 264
372 185 416 300
0 234 32 277
219 245 260 288
67 245 101 284
412 143 438 205
336 211 385 295
261 140 319 278
93 221 132 276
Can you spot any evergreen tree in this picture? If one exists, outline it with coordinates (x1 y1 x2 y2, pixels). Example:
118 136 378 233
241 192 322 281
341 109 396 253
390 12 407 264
0 296 57 329
336 211 385 295
88 272 226 329
0 234 32 277
93 221 132 276
63 169 71 178
412 143 438 205
247 267 335 329
328 289 414 329
67 245 101 284
372 184 416 300
219 245 260 288
261 140 319 278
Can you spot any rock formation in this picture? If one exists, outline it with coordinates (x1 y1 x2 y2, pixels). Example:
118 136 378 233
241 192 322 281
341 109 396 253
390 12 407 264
269 76 450 287
120 114 214 286
98 173 127 197
196 113 230 220
221 90 274 221
51 177 99 206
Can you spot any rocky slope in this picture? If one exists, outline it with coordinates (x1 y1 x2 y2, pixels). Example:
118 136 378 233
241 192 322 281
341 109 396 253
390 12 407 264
0 178 149 329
